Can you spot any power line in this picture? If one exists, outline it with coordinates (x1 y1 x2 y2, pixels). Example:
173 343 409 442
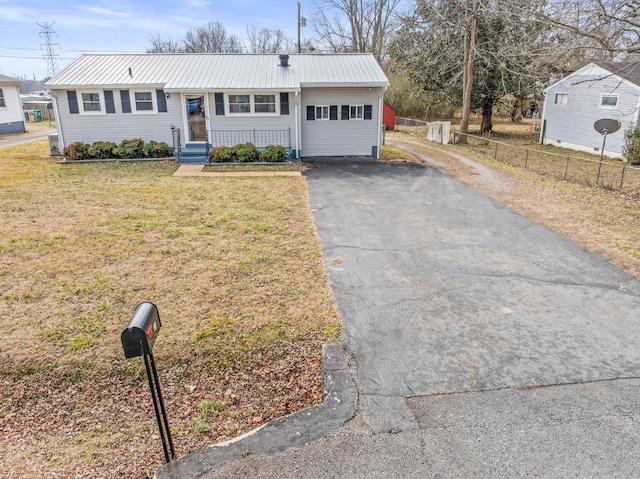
37 21 61 77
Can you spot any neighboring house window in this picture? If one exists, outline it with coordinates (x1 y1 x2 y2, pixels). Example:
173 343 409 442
554 93 568 105
81 92 102 112
229 94 251 113
255 94 276 113
600 95 619 109
350 105 364 119
315 105 329 120
134 92 154 111
0 89 5 108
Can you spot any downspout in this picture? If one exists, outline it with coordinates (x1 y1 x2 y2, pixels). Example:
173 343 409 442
50 91 65 150
295 90 300 158
377 88 385 158
538 91 547 145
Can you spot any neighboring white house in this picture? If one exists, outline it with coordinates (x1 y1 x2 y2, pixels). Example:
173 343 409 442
0 75 26 135
45 53 389 161
540 61 640 159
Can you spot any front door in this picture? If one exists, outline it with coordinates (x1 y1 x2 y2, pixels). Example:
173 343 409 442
185 94 207 142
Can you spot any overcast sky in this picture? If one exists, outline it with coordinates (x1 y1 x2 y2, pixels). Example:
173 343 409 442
0 0 309 80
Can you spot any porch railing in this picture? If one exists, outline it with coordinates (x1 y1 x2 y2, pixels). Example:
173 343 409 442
208 129 291 149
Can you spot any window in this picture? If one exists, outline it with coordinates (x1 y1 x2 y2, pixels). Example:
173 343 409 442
255 94 276 113
554 93 568 105
315 105 329 120
229 94 251 113
350 105 364 119
134 92 154 111
81 92 101 112
0 89 5 108
600 95 618 108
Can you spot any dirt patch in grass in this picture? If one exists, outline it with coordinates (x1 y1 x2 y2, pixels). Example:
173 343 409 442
0 141 340 478
388 127 640 281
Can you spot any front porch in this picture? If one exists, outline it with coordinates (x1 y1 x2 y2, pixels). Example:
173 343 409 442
172 128 294 165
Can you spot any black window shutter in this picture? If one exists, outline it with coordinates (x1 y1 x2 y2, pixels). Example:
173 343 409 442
341 105 349 120
120 90 131 113
156 90 167 112
364 104 373 120
307 105 315 120
67 90 79 114
330 105 338 120
280 92 289 115
215 93 225 115
104 90 115 113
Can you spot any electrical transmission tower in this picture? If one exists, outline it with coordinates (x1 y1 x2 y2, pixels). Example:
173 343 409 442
37 22 61 78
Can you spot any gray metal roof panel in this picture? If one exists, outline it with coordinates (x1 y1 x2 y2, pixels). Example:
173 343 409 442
45 53 388 90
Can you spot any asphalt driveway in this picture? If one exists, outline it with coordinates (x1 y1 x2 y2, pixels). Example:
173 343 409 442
304 159 640 431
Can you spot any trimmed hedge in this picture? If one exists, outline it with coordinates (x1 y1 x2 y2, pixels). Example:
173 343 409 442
63 139 174 161
624 127 640 165
209 143 287 163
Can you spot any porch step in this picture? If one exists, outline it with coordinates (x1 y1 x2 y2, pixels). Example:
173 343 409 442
176 144 209 165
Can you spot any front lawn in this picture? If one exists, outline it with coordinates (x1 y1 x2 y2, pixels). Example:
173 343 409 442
0 141 339 478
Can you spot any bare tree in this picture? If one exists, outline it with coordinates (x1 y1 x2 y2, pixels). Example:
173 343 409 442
311 0 404 60
147 35 183 53
183 21 244 53
245 26 293 53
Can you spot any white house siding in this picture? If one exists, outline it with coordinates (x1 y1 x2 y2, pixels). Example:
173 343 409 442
0 83 26 135
301 87 383 157
543 65 640 158
52 88 182 148
205 92 298 154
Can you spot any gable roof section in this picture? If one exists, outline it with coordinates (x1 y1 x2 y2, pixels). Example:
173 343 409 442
546 61 640 93
0 74 19 85
45 53 389 91
595 61 640 88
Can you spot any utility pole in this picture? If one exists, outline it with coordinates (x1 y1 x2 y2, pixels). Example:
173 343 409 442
37 21 61 79
297 2 306 53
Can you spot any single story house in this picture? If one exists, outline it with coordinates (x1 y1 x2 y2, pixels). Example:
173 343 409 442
45 53 390 161
0 74 27 135
540 61 640 159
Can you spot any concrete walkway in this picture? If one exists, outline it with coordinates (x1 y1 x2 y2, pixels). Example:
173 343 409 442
158 155 640 478
173 164 301 177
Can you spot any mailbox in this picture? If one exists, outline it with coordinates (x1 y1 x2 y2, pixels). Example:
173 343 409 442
121 302 162 358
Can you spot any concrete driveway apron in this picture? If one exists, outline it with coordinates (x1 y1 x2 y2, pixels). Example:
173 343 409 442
304 159 640 433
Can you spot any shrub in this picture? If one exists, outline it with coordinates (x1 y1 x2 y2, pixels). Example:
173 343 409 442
231 143 259 163
116 138 145 159
623 127 640 165
63 142 90 161
143 140 173 158
210 146 234 163
88 141 117 159
260 144 287 163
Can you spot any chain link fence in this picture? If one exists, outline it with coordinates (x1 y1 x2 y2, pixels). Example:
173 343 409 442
396 117 451 145
452 131 640 197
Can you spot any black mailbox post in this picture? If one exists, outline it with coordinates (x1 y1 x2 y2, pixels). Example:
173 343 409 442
121 302 175 463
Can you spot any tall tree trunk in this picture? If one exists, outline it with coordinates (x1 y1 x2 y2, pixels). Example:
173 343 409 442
459 0 478 143
510 98 522 123
480 101 493 134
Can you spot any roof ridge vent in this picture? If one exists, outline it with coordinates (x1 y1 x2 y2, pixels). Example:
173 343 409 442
279 54 290 67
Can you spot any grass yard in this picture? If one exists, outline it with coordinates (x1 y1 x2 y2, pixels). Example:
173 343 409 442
0 141 340 478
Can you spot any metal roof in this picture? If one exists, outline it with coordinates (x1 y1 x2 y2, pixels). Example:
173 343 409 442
0 74 20 84
45 53 389 90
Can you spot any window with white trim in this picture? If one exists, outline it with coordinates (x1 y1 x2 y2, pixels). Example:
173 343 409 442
350 105 364 119
554 93 568 105
255 94 276 113
315 105 329 120
134 91 154 112
229 94 251 113
600 95 618 109
81 92 102 112
0 89 5 108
